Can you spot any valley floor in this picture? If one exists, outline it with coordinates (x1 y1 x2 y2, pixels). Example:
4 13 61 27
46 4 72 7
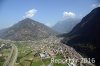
0 36 95 66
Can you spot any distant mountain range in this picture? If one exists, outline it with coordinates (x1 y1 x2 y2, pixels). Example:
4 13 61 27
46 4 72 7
0 18 57 41
52 18 81 33
62 7 100 66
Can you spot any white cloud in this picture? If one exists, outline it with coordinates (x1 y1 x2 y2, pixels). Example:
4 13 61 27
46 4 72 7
63 11 76 18
92 4 100 8
45 23 52 27
23 8 37 18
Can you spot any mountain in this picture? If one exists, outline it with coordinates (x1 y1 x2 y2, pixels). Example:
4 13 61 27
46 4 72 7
52 18 80 33
61 7 100 65
0 18 57 41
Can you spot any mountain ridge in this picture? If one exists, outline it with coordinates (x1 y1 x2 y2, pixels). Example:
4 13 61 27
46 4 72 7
62 7 100 66
0 18 57 41
52 18 80 33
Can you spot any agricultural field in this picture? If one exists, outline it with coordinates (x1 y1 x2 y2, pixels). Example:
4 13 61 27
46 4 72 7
0 37 68 66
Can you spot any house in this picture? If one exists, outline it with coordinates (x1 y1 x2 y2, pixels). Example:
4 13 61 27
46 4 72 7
0 54 2 57
0 44 5 51
39 51 50 59
40 53 45 58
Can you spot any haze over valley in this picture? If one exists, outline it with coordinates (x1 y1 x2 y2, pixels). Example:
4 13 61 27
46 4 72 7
0 0 100 66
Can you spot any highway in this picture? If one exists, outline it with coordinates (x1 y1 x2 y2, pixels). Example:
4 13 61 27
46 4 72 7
3 44 18 66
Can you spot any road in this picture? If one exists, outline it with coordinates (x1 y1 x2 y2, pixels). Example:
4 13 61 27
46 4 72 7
3 44 18 66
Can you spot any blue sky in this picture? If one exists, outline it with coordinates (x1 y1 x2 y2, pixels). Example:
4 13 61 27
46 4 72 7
0 0 98 29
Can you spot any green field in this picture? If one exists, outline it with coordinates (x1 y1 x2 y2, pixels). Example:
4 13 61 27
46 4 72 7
0 40 68 66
